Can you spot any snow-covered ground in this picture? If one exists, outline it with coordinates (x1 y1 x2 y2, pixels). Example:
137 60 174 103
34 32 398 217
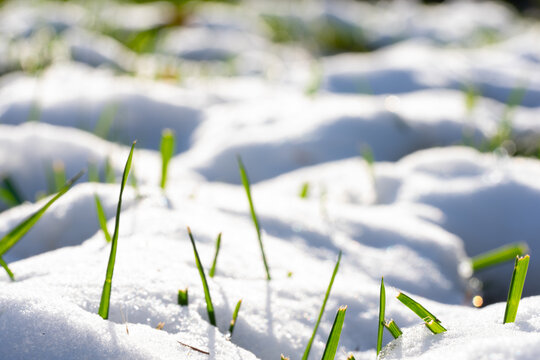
1 0 540 359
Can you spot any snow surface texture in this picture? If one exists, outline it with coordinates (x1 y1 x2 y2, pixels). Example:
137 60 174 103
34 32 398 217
1 0 540 359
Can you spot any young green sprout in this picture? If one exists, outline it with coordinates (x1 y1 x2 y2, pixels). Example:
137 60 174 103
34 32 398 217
209 232 222 278
321 306 347 360
53 161 66 193
188 227 216 326
0 170 84 280
0 256 14 281
377 277 385 355
229 299 242 336
384 320 403 339
396 292 446 334
94 194 111 243
346 355 356 360
280 355 290 360
503 255 530 324
88 161 100 183
237 156 271 280
299 182 310 199
98 141 136 320
472 242 529 272
0 176 23 207
160 128 175 190
302 251 342 360
178 288 188 306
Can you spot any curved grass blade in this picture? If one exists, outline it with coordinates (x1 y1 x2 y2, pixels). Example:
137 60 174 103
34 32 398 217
209 232 222 278
160 129 175 189
376 277 385 355
0 170 84 256
503 255 530 324
397 292 446 334
302 251 342 360
104 157 115 184
98 142 136 320
229 299 242 336
188 226 216 326
321 306 347 360
94 194 111 243
384 320 402 339
472 242 528 272
178 288 188 306
237 156 271 280
0 255 14 281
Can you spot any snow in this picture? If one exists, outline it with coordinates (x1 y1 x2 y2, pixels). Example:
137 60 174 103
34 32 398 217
1 0 540 359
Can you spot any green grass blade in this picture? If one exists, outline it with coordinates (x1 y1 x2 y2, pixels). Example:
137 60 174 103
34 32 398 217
377 277 385 355
94 194 111 243
229 299 242 336
321 306 347 360
94 103 118 139
160 129 175 189
0 170 84 256
396 292 446 334
98 142 136 320
299 182 310 199
0 255 14 281
302 251 342 360
1 176 23 206
178 288 188 306
384 320 402 339
237 156 271 280
188 226 216 326
503 255 530 324
472 242 529 272
209 232 222 278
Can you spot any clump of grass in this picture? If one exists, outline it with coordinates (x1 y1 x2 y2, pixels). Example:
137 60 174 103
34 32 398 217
237 156 271 280
98 142 136 320
396 292 446 334
299 182 310 199
229 299 242 336
321 306 347 360
503 255 530 324
472 242 528 272
178 288 188 306
376 277 385 355
209 232 222 278
160 128 175 190
0 175 23 207
302 251 342 360
0 170 84 280
94 194 111 243
384 320 403 339
187 226 216 326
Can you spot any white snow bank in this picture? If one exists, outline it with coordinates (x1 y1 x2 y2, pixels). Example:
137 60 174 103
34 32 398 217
0 63 212 151
381 296 540 360
375 146 540 300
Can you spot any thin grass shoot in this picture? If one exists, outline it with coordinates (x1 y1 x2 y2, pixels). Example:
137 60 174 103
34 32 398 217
472 242 528 272
321 306 347 360
396 292 446 334
187 226 216 326
98 141 136 320
0 176 23 206
209 232 222 278
160 129 175 190
94 194 111 243
229 299 242 336
299 182 310 199
302 251 342 360
237 156 271 280
384 320 402 339
0 255 14 281
377 277 385 355
178 288 188 306
503 255 530 324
